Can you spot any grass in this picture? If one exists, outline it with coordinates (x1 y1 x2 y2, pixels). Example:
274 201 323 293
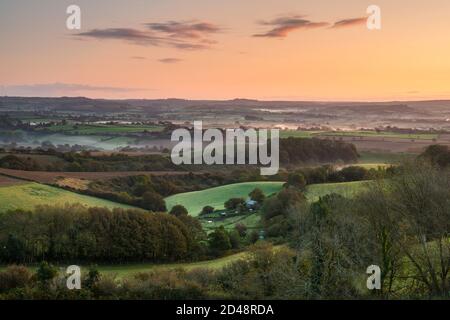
165 181 284 216
305 180 369 202
351 163 391 170
280 130 438 141
95 251 249 277
358 151 416 164
40 124 164 135
34 134 136 150
317 130 438 140
0 182 136 212
280 130 320 138
0 250 250 278
202 211 263 232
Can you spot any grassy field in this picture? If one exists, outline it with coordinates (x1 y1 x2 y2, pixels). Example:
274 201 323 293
39 124 164 135
33 134 136 150
358 151 416 164
317 130 438 140
280 130 319 138
0 250 249 278
95 251 249 277
280 130 438 140
305 180 369 202
202 211 264 232
165 181 284 216
0 182 136 212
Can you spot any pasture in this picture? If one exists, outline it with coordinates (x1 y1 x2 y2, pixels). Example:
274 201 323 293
0 182 136 212
165 181 284 216
305 181 369 202
39 124 164 135
280 130 438 141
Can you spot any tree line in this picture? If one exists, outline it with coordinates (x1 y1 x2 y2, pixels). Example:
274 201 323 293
0 205 205 263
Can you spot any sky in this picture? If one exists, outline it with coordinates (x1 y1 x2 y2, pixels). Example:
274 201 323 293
1 0 450 101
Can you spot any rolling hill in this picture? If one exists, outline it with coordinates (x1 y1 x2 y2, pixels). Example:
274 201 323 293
0 182 136 212
165 181 284 216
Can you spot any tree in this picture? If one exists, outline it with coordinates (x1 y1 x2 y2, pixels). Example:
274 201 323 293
200 206 214 216
141 191 167 212
287 172 306 189
249 188 265 203
228 230 241 249
36 262 58 285
224 198 246 211
170 205 188 217
208 226 232 253
235 223 247 237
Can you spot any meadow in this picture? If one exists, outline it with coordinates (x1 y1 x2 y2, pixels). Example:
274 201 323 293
39 124 164 135
280 130 439 141
305 180 369 202
0 182 135 212
165 181 284 216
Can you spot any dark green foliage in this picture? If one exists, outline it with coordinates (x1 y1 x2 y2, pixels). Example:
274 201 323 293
279 138 358 165
36 262 58 285
249 188 265 203
286 172 307 189
262 188 306 237
140 191 167 212
420 144 450 167
200 206 215 216
0 155 41 171
208 226 232 254
0 205 202 263
170 205 189 217
224 198 246 211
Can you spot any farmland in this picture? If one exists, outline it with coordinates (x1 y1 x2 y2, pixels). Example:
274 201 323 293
305 180 369 202
280 130 439 141
36 123 165 135
0 182 136 212
167 180 369 232
0 168 194 187
165 181 284 216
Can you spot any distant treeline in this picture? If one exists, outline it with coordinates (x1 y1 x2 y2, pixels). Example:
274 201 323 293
280 138 358 165
0 137 359 172
0 205 205 264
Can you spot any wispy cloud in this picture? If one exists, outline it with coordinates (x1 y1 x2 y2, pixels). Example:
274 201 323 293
76 28 162 46
146 21 220 39
2 83 149 97
158 58 183 64
331 17 367 29
253 15 328 38
74 20 221 50
131 56 147 60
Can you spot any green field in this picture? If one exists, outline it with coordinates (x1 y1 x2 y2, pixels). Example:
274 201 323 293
202 211 264 232
305 181 369 202
165 182 284 216
280 130 319 138
39 124 164 135
95 251 249 277
317 130 438 140
0 251 247 278
0 246 288 277
34 134 137 150
358 151 415 164
280 130 438 140
0 182 136 212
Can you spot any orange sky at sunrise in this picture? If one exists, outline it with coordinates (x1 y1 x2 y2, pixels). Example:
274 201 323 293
1 0 450 101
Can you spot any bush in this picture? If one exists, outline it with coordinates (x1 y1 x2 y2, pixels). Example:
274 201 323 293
141 191 167 212
0 265 32 292
170 205 189 217
200 206 214 216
